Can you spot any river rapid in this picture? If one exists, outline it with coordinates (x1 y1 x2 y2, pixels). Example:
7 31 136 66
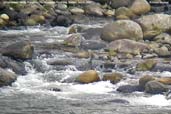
0 21 171 114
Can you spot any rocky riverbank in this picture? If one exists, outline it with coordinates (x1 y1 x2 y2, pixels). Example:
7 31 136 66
1 0 171 99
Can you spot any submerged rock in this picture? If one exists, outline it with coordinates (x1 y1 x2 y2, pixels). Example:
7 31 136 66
1 41 34 60
101 20 143 42
117 85 142 93
145 80 168 94
102 72 124 84
0 68 16 87
76 70 100 83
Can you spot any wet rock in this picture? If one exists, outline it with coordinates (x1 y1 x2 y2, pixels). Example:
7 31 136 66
152 63 171 72
117 85 142 93
0 55 27 75
103 9 115 17
154 33 171 45
63 34 82 47
76 70 100 83
129 0 151 15
102 72 124 84
73 51 91 59
136 14 171 39
115 7 136 20
136 59 157 71
50 15 73 27
0 68 17 87
0 18 6 27
25 14 45 26
82 27 103 40
81 40 107 50
110 0 131 9
84 3 104 17
1 41 34 60
107 99 129 104
101 20 143 42
145 80 168 94
51 88 61 92
157 77 171 85
139 75 156 89
0 14 9 21
47 59 72 66
70 7 85 15
154 46 171 57
107 39 149 55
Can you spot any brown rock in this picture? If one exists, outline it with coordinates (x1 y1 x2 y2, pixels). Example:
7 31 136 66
103 72 124 84
76 70 100 83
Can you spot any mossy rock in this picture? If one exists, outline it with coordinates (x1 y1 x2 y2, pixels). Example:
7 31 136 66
136 59 157 71
25 18 37 26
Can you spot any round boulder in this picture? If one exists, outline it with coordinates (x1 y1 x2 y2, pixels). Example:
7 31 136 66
76 70 100 83
129 0 151 15
145 80 168 94
136 14 171 39
101 20 143 42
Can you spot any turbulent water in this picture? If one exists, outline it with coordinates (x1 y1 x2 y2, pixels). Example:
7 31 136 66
1 22 171 114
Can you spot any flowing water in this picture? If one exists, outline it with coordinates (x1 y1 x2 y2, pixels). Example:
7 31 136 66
0 22 171 114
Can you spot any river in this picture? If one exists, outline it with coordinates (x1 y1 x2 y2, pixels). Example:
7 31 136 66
0 22 171 114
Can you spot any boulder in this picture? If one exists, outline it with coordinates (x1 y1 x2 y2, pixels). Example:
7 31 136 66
107 39 149 55
117 85 142 93
0 14 9 21
110 0 131 9
76 70 100 83
136 59 157 71
1 41 34 60
102 72 124 84
139 75 156 89
63 34 82 47
0 18 6 27
84 4 104 16
70 7 85 15
154 33 171 45
145 80 168 94
115 7 136 20
157 77 171 85
101 20 143 42
136 14 171 39
103 9 115 17
154 46 171 57
50 15 73 27
129 0 151 15
0 68 17 87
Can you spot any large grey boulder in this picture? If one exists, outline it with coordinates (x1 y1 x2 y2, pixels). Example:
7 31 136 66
1 41 34 60
101 20 143 42
136 14 171 39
